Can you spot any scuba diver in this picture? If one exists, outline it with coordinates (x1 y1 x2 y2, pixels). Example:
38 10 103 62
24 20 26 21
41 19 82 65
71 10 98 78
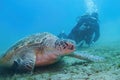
68 12 100 47
58 12 100 47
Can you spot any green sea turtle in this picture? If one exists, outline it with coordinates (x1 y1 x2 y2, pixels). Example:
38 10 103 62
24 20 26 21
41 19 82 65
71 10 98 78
0 32 104 73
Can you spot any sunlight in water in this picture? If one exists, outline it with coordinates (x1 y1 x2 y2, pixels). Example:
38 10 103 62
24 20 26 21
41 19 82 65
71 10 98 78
84 0 98 14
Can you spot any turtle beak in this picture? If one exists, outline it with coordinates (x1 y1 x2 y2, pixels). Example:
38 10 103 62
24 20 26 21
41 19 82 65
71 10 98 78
68 45 74 50
65 43 75 54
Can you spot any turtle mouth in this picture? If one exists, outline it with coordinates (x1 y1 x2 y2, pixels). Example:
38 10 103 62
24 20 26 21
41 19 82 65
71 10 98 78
68 45 74 50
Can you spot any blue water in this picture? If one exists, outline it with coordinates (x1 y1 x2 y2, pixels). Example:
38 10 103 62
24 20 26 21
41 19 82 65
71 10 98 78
0 0 120 53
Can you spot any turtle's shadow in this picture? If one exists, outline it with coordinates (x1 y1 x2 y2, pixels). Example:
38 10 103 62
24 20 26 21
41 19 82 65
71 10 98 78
34 60 91 74
34 60 66 73
0 60 90 77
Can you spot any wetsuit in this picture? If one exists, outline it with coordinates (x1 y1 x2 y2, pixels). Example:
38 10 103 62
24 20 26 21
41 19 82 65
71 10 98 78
68 14 100 46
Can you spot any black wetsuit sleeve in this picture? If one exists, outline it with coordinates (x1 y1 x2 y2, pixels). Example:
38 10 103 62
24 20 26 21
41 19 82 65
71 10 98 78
93 23 100 42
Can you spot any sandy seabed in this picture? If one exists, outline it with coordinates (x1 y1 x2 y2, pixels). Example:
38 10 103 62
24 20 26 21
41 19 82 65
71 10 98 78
0 41 120 80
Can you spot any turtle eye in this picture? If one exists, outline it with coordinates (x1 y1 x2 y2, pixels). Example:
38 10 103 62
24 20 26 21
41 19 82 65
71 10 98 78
64 42 68 46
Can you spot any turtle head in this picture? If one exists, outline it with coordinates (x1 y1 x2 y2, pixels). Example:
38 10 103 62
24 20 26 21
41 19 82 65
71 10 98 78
55 39 75 55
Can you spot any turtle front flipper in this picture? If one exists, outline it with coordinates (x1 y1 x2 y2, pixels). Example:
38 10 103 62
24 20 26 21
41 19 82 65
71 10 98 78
69 51 105 62
12 47 36 73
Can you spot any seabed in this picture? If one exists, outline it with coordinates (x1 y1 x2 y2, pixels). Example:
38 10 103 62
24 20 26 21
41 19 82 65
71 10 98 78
0 41 120 80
